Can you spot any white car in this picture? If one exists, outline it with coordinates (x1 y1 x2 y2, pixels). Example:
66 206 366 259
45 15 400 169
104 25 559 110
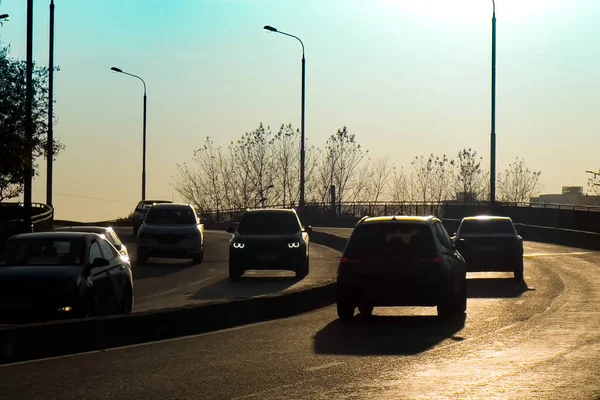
136 203 204 264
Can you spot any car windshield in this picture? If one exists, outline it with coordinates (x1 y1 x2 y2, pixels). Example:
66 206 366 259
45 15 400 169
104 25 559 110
144 208 196 225
459 219 515 235
0 238 86 267
345 222 437 257
237 212 301 235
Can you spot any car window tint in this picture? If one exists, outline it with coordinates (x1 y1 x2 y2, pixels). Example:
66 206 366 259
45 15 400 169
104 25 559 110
0 238 85 266
237 212 301 235
89 242 102 264
434 223 452 250
459 219 515 235
99 239 117 260
145 207 196 225
108 231 123 247
345 223 436 257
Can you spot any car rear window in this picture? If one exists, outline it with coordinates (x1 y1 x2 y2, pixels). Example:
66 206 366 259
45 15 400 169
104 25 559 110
237 212 301 235
145 208 196 225
459 219 515 235
345 222 437 257
0 238 86 266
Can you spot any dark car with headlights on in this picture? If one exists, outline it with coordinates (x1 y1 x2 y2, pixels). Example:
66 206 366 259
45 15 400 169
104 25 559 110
0 232 133 323
132 199 172 235
227 208 311 280
54 225 129 260
336 216 467 321
452 215 524 281
136 203 204 264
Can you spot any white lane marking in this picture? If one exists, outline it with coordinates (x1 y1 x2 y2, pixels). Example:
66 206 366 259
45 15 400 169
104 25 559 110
485 316 498 322
525 251 596 257
515 299 525 305
304 361 343 372
0 307 327 368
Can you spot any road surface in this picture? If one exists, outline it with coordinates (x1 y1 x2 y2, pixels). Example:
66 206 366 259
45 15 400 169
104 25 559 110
1 238 598 399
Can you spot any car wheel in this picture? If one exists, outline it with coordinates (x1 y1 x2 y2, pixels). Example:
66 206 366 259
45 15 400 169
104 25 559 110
295 257 309 279
77 292 95 318
229 262 244 281
137 250 148 265
514 259 524 281
193 250 204 264
337 300 355 321
119 286 134 314
358 305 373 316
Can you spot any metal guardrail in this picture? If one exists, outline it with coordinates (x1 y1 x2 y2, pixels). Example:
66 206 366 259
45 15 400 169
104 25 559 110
0 202 54 235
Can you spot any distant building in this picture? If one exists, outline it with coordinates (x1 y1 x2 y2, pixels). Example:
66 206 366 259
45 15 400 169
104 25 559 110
530 186 600 206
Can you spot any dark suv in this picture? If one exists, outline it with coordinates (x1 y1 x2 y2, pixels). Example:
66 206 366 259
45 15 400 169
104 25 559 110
336 216 467 321
227 209 311 280
452 216 524 281
132 200 172 235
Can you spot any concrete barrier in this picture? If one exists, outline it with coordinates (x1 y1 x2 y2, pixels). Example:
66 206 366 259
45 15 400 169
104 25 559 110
0 281 336 365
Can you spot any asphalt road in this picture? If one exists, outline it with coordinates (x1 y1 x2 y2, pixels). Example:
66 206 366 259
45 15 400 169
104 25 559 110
113 228 340 313
1 235 599 399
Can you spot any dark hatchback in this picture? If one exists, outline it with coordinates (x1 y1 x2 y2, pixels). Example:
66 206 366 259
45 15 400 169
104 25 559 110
0 232 134 323
227 209 311 280
336 216 467 321
452 215 524 281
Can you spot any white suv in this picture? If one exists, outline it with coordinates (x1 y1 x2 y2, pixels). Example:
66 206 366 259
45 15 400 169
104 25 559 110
136 203 204 264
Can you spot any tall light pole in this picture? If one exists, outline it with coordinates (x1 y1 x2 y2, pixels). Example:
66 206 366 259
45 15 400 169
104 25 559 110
23 0 34 231
490 0 497 205
264 25 306 222
111 67 147 201
46 0 55 207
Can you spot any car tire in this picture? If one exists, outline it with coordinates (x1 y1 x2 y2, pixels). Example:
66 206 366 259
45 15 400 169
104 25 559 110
193 249 204 264
514 259 524 282
438 285 466 319
119 286 134 314
358 305 373 316
337 300 355 321
137 250 148 265
295 257 309 279
229 262 244 281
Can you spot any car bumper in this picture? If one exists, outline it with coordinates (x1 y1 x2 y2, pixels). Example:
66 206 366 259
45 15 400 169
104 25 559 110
337 275 451 306
229 249 306 270
138 239 202 258
461 251 522 272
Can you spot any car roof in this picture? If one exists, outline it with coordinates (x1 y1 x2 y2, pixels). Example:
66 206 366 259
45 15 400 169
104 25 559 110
11 232 99 240
358 215 437 225
54 226 112 233
462 215 512 221
140 200 172 204
148 203 192 209
245 208 296 214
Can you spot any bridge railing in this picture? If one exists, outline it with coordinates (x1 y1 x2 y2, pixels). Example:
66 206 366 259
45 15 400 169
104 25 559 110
199 200 600 233
0 202 54 245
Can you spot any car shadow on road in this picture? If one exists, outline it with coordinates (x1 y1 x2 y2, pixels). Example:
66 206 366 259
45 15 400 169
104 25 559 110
467 277 533 298
190 275 301 301
132 259 197 279
313 314 465 356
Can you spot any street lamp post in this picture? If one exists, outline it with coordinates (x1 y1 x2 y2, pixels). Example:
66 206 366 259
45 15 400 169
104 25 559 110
264 25 306 222
490 0 497 206
111 67 147 201
46 0 55 207
23 0 34 232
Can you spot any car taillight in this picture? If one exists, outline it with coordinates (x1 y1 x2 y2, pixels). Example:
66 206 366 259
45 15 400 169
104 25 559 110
419 255 442 263
340 257 361 264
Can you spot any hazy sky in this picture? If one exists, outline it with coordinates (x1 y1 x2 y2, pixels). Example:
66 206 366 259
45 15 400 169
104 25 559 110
1 0 598 222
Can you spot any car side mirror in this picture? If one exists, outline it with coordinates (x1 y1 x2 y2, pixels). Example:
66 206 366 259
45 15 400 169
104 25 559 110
91 257 110 267
304 225 313 234
226 226 235 233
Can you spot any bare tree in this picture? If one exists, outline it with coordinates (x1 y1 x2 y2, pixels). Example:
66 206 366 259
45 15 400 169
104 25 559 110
497 157 544 203
451 148 484 202
389 166 411 202
270 124 299 207
586 170 600 195
411 154 436 202
352 155 393 203
322 126 366 209
431 153 453 203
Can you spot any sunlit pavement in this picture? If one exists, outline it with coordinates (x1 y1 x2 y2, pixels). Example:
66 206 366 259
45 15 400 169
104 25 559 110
0 231 599 399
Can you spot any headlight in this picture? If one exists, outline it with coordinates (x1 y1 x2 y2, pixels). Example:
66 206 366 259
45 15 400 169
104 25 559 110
56 306 73 312
233 242 245 249
288 242 300 248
